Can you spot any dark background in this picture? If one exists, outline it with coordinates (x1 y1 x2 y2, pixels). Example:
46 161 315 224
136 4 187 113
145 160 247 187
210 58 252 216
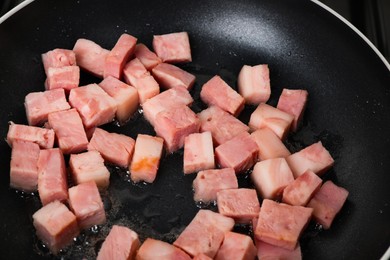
2 0 390 63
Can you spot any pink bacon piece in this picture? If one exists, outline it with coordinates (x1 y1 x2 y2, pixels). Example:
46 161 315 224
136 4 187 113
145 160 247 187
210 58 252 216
104 33 137 79
215 131 258 174
69 83 117 128
6 122 55 149
193 168 238 203
123 58 160 104
134 43 162 70
25 88 71 126
88 128 135 168
307 180 349 229
41 48 76 75
68 181 106 230
237 64 271 105
183 131 215 174
154 105 200 153
10 140 40 192
152 63 196 90
251 158 294 200
32 201 79 254
255 199 313 251
217 188 260 224
277 88 308 132
198 105 249 146
48 108 89 154
193 254 213 260
136 238 191 260
130 134 164 183
73 38 109 78
153 31 192 63
98 76 139 124
45 66 80 92
256 240 302 260
174 210 235 258
37 148 68 206
142 86 193 127
251 128 291 160
123 57 149 82
282 170 322 206
200 75 245 117
215 232 257 260
70 150 110 190
286 141 334 178
97 225 140 260
248 103 294 140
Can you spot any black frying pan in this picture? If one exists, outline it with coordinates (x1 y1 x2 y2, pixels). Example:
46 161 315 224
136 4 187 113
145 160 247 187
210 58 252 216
0 0 389 259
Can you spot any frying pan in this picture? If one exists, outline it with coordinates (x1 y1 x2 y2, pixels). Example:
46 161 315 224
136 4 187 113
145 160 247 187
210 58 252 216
0 0 389 259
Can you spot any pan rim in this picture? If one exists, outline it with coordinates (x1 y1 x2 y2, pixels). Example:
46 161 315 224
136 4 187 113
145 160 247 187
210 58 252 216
0 0 34 24
310 0 390 71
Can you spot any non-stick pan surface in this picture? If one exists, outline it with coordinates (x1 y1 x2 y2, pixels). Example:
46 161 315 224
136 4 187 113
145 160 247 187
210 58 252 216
0 0 389 259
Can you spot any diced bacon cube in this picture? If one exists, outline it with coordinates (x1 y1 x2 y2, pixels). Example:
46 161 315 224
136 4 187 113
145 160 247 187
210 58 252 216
37 148 68 206
282 170 322 206
41 48 76 75
45 66 80 92
123 58 160 104
237 64 271 105
104 33 137 79
69 151 110 189
256 240 302 260
134 43 162 70
255 199 312 250
153 32 192 63
48 108 89 154
123 57 149 82
251 128 291 160
73 38 110 78
142 86 193 127
251 158 294 200
10 141 40 192
97 225 140 260
134 75 161 104
215 132 258 174
32 201 79 254
98 76 139 123
200 75 245 116
193 254 213 260
69 83 117 128
193 168 238 203
136 238 191 260
154 105 200 153
24 88 71 126
307 180 349 229
152 63 196 90
215 232 257 260
217 188 260 223
277 88 308 132
6 122 55 149
130 134 164 183
174 210 235 258
248 103 294 140
198 106 249 146
286 141 334 178
183 131 215 174
68 181 106 229
88 128 135 168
